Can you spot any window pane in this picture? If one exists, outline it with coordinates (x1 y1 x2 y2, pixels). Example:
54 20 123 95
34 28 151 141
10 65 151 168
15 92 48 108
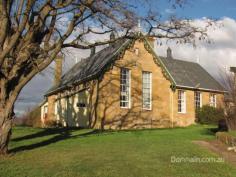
178 90 186 113
195 92 201 109
209 94 216 107
120 68 130 108
142 72 152 109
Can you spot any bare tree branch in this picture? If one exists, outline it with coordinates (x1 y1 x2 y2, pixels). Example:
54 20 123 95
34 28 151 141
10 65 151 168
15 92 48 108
0 0 213 154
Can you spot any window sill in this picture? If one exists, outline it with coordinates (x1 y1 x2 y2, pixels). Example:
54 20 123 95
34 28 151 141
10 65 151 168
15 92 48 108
178 112 186 114
120 106 130 109
142 108 152 111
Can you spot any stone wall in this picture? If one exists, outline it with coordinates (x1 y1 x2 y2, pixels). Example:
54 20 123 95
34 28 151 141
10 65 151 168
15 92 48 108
172 89 224 127
94 40 173 129
92 40 225 129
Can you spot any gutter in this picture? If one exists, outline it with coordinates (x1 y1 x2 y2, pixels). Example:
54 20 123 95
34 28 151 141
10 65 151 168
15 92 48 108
175 85 227 93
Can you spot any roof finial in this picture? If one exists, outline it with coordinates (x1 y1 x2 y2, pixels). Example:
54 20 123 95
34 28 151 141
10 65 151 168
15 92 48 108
75 56 78 63
138 19 141 32
196 56 200 64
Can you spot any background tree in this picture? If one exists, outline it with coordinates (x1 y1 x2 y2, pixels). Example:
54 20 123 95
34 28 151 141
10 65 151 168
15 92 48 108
221 67 236 130
0 0 210 154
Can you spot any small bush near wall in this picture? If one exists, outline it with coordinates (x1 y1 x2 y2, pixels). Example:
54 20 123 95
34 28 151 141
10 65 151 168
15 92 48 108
44 120 63 128
44 120 58 127
196 105 224 125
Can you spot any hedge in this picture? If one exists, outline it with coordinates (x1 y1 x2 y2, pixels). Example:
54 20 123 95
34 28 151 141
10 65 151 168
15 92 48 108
196 105 224 124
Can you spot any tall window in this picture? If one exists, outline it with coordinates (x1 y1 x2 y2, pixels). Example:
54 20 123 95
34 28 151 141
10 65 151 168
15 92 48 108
142 71 152 110
120 68 131 108
194 91 202 109
43 105 48 119
209 94 216 107
178 90 186 113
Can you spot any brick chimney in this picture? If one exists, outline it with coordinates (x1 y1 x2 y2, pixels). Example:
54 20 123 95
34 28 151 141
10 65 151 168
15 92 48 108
167 47 172 59
54 55 63 86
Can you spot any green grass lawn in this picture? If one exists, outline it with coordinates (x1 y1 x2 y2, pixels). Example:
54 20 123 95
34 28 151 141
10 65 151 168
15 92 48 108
0 125 236 177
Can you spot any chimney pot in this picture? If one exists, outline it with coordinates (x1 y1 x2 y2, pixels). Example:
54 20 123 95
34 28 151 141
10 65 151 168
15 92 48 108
90 46 96 57
110 31 115 40
109 31 116 47
54 55 63 86
167 47 172 59
196 57 200 63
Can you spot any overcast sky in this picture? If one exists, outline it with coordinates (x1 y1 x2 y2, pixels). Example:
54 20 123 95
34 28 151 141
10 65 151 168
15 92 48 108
14 0 236 116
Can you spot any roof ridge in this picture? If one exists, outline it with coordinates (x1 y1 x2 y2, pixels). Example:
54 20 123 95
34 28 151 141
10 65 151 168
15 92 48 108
61 44 112 79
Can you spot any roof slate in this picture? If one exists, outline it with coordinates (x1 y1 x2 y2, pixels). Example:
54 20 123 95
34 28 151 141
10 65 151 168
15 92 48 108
159 56 225 92
45 37 225 96
45 39 132 95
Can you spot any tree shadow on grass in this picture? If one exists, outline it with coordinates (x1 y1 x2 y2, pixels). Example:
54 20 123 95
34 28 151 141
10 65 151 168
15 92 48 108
10 128 100 153
10 127 171 153
12 127 80 142
200 127 219 136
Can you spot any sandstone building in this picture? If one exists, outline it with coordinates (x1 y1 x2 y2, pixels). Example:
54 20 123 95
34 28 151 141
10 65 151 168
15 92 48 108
41 34 226 129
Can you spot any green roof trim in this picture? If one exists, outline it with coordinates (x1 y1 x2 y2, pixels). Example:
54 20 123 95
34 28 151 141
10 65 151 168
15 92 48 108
142 36 177 87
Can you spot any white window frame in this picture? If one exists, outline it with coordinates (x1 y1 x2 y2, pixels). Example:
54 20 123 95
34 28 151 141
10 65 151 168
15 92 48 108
209 93 217 108
43 105 48 118
142 71 152 110
194 91 202 109
178 90 186 113
120 68 131 108
134 48 139 56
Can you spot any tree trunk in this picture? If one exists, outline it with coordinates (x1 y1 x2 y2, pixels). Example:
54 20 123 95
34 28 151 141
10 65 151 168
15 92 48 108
0 78 15 155
0 105 13 155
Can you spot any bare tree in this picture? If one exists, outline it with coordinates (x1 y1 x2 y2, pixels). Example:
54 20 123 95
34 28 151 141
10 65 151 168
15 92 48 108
220 67 236 130
0 0 209 154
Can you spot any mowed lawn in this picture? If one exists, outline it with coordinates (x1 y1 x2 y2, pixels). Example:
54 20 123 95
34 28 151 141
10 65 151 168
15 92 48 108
0 125 236 177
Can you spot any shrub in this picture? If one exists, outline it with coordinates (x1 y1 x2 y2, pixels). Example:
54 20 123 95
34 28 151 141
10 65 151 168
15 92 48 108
196 105 224 124
44 119 60 128
218 119 228 131
216 132 236 146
